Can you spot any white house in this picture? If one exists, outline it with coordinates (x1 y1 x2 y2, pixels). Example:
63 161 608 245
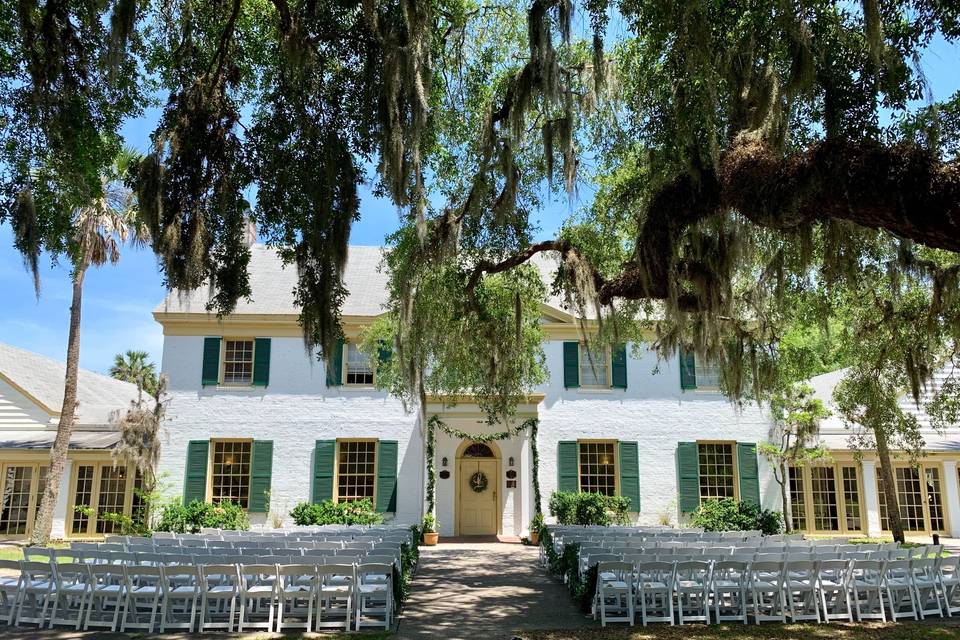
0 342 143 539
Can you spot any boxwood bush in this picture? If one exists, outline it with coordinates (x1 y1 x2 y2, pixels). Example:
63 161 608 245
691 498 783 535
289 498 383 526
548 491 631 526
154 499 250 533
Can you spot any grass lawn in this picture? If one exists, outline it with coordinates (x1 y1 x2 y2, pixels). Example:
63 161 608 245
520 622 960 640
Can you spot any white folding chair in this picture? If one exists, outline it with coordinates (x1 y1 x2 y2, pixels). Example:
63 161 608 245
199 564 240 631
711 560 748 624
748 561 786 623
316 564 354 631
15 561 57 628
938 555 960 617
0 559 23 624
276 564 317 632
909 558 942 620
48 563 91 630
355 562 394 630
237 564 278 631
83 564 126 631
851 559 886 621
595 561 634 627
674 560 711 624
120 565 162 632
884 559 918 621
817 558 853 622
636 561 674 626
159 564 200 632
783 560 820 622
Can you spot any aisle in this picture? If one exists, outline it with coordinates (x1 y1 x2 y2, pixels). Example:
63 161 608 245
395 541 592 639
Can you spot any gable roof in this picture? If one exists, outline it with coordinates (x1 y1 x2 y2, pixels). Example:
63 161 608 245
0 342 143 426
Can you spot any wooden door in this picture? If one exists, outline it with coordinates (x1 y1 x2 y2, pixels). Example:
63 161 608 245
458 458 498 535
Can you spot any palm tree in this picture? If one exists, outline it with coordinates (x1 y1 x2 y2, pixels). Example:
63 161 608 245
110 350 158 398
29 149 146 545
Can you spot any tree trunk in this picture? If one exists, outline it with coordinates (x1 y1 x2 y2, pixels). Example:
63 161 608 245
779 461 794 533
30 264 86 545
875 430 905 544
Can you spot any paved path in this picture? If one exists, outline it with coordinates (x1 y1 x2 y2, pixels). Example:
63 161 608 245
395 542 591 640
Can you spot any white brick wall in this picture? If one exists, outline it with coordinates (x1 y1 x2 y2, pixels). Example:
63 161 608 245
157 334 778 536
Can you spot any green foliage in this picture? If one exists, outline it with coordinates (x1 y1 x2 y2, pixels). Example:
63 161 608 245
691 498 784 536
155 500 250 534
530 512 545 536
288 499 383 527
109 350 158 396
421 513 437 534
548 491 630 526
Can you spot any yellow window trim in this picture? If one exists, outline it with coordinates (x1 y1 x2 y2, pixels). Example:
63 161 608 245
792 462 867 535
694 440 740 503
206 438 254 509
576 439 620 496
66 458 139 540
0 460 48 540
876 461 950 535
218 337 257 387
341 341 377 387
332 438 379 504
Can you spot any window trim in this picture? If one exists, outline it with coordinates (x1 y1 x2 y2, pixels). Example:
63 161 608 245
791 462 867 535
66 458 139 539
333 438 379 504
576 439 620 496
219 337 256 387
577 344 612 389
207 438 254 509
695 440 739 504
0 460 48 539
342 342 376 387
876 461 950 535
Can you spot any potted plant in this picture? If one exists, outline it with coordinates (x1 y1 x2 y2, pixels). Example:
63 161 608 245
529 512 544 545
422 513 438 546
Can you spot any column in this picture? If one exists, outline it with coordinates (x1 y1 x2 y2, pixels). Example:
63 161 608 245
861 459 882 537
941 460 960 537
50 459 73 539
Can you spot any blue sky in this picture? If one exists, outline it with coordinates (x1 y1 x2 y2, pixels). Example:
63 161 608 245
1 34 957 375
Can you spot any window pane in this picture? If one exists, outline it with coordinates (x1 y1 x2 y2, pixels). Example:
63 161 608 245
223 340 254 384
346 344 374 385
698 443 735 501
841 466 862 531
810 466 839 531
579 346 608 387
0 466 33 535
578 442 616 496
96 466 128 534
337 441 377 502
211 441 252 508
788 466 806 531
72 465 95 534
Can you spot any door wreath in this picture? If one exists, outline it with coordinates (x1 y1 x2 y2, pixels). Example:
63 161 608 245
469 471 489 493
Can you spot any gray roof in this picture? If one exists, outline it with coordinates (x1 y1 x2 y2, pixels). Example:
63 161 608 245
0 430 121 450
154 244 390 317
0 342 143 426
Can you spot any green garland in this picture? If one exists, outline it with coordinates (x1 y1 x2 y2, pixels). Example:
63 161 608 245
425 415 541 517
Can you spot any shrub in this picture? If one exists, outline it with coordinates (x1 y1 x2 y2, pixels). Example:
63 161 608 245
691 498 784 535
548 491 630 526
155 500 250 533
288 499 383 526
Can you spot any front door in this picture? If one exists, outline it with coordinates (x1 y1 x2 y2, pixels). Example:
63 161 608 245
458 458 498 535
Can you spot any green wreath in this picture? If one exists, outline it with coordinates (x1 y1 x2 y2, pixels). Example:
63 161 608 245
469 471 489 493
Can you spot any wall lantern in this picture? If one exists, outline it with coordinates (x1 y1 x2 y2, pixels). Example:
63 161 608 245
441 457 448 467
508 456 515 467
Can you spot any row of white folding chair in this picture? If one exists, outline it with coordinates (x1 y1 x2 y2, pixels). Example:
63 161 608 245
0 559 393 633
62 551 398 570
593 556 960 626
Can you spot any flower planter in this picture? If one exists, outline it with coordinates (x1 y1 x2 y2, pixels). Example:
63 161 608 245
422 531 439 546
530 531 540 545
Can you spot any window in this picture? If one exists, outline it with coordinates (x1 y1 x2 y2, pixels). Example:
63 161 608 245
96 466 128 534
841 466 862 531
877 464 947 533
223 339 254 384
68 461 138 537
0 466 33 536
578 441 617 496
698 443 735 501
810 466 839 531
71 465 95 535
345 343 374 385
694 359 721 390
211 440 252 508
579 345 609 387
788 466 807 531
336 440 377 502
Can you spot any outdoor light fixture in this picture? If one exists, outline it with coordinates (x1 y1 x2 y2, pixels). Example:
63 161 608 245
441 457 448 467
508 456 515 467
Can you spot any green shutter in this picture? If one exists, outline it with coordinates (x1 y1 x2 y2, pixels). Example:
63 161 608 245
248 440 273 512
677 442 700 513
252 338 271 387
680 348 697 390
325 338 344 387
376 340 392 378
557 441 579 492
611 344 628 389
618 441 640 512
563 342 580 388
312 440 336 503
201 337 221 386
737 442 761 506
183 440 209 504
375 440 398 512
